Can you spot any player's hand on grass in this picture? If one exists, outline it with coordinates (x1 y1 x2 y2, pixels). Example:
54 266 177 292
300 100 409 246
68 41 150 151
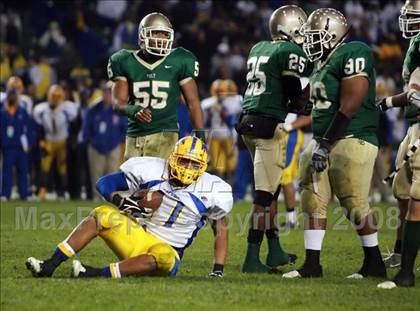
134 108 152 123
311 142 330 172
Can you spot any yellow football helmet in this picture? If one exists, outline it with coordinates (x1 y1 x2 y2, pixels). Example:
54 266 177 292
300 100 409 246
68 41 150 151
169 136 208 185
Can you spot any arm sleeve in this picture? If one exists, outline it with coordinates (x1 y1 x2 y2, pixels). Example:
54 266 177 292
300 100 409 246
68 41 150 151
107 51 127 81
179 50 199 85
340 43 374 81
96 172 129 201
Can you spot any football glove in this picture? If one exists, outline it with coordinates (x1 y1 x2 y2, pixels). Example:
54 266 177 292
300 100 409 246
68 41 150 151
407 89 420 108
112 194 153 219
311 142 330 172
375 97 388 111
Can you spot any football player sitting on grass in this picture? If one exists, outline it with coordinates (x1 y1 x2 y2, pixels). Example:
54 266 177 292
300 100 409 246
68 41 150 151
26 136 232 278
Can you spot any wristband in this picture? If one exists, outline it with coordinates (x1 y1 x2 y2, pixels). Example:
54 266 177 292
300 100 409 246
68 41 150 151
213 264 224 273
111 194 123 208
385 97 393 108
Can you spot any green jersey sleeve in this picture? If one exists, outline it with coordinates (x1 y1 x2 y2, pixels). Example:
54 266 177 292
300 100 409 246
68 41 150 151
178 48 199 84
339 42 374 81
277 42 309 78
107 50 130 81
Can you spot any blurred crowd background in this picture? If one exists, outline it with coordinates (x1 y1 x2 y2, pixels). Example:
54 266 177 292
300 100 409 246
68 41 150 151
0 0 410 202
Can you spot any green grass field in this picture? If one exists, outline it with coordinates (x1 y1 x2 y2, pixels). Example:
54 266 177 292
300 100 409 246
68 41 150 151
1 201 419 310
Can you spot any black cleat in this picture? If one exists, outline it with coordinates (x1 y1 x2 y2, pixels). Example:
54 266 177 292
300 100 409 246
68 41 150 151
26 257 55 277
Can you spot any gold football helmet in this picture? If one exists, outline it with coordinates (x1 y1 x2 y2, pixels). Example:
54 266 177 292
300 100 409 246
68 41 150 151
269 5 307 45
169 136 208 185
138 12 174 57
399 0 420 39
300 8 349 62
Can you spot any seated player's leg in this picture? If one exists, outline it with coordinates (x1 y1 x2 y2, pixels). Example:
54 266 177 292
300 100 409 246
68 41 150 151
379 124 420 289
241 125 287 273
73 205 180 278
26 212 100 277
283 140 330 279
329 139 386 279
26 205 180 278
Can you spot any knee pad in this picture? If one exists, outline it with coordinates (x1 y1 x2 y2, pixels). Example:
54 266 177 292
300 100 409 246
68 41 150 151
253 190 274 207
91 205 122 229
148 243 178 276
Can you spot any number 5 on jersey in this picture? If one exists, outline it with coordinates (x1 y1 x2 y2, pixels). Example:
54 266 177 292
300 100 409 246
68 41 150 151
133 81 170 109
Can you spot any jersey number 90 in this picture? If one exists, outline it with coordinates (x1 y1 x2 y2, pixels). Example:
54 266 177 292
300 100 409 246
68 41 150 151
133 81 170 109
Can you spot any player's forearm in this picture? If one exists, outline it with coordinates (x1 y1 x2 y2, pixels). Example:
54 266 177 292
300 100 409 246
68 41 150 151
212 217 228 265
290 115 311 130
112 80 140 117
385 92 409 108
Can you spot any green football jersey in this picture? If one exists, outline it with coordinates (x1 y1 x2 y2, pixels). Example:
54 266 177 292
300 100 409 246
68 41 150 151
107 48 199 137
402 35 420 125
310 42 379 146
242 40 311 121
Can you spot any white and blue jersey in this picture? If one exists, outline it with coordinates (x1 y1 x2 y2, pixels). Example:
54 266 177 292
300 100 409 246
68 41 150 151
119 157 233 257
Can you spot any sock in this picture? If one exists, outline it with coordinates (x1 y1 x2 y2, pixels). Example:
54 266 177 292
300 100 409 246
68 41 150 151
393 239 402 254
286 210 296 224
400 221 420 273
104 263 122 278
359 232 378 247
44 241 75 269
247 229 264 244
304 249 321 267
304 229 325 251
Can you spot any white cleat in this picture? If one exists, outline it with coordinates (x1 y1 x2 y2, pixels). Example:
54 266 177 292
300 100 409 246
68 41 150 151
377 281 397 289
346 273 364 279
282 270 301 279
71 260 86 278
